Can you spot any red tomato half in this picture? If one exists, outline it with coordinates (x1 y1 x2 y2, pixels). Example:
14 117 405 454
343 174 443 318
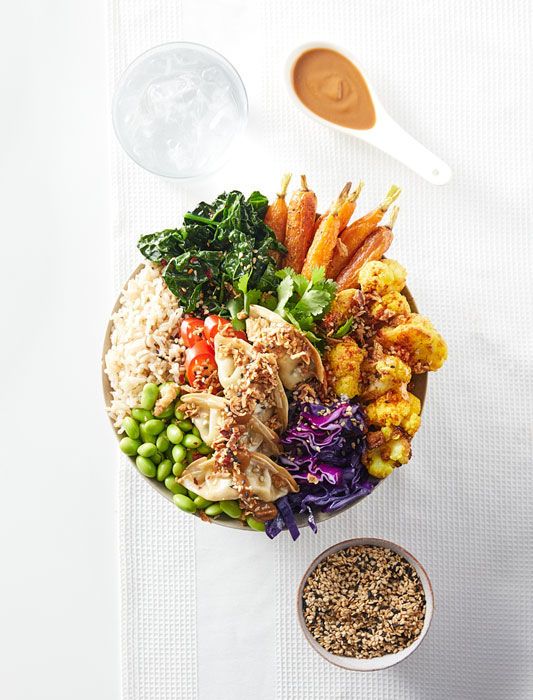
185 340 217 385
203 315 247 344
180 318 205 348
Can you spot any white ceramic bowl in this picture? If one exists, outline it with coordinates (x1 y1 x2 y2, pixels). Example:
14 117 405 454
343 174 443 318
297 537 434 670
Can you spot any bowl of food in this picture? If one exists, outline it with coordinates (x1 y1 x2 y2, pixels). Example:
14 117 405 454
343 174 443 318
297 538 434 670
102 175 447 537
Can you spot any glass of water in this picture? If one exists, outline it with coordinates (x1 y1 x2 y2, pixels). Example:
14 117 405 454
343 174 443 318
112 42 248 179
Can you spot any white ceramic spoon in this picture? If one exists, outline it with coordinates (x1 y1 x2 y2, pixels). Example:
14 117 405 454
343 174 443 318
286 42 452 185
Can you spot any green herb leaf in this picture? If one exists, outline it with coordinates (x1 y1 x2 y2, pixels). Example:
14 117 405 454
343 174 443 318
332 317 354 339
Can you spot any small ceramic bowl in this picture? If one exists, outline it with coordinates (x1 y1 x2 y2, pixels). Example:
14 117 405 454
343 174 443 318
297 537 434 671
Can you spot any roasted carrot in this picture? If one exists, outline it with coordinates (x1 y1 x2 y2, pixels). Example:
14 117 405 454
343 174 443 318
301 204 342 280
264 173 292 244
313 182 351 233
327 185 400 279
284 175 318 273
335 207 399 291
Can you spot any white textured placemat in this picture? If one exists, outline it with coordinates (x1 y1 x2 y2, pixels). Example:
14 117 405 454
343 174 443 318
109 1 533 698
108 3 199 699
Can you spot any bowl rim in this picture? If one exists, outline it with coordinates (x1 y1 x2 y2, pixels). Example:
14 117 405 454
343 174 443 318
101 263 427 532
296 537 434 671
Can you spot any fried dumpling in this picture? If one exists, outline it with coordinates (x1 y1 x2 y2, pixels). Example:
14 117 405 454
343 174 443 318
180 392 280 455
178 452 298 502
214 335 288 431
245 305 326 390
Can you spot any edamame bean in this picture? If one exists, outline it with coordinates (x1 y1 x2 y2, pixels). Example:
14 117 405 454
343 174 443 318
144 419 165 436
140 383 159 411
172 462 186 477
151 451 162 465
193 496 213 509
137 442 157 458
157 459 172 482
136 456 156 478
122 417 140 440
131 408 153 423
177 419 193 432
246 516 266 532
139 424 156 444
187 489 198 499
164 476 187 495
167 424 184 445
157 404 174 419
204 503 223 517
119 437 141 456
191 426 201 438
220 500 242 519
156 434 170 452
173 494 197 513
196 443 211 455
174 408 185 421
183 434 202 449
171 444 187 463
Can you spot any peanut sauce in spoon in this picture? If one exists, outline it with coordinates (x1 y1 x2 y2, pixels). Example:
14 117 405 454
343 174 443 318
292 48 376 130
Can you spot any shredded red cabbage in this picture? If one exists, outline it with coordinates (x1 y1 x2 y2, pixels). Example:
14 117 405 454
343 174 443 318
266 399 376 540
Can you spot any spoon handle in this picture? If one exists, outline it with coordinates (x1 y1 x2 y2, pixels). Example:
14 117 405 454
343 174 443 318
364 115 452 185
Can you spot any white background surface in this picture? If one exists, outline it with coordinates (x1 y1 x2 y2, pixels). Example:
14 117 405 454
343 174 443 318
2 1 532 699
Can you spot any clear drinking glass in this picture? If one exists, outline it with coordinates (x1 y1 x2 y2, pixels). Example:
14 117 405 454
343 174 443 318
112 42 248 179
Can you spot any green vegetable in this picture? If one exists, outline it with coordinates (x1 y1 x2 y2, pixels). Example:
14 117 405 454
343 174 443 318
157 404 175 419
171 444 187 463
119 437 141 456
204 503 223 516
246 516 266 531
139 423 156 444
191 426 201 438
164 476 187 495
140 383 159 411
177 419 193 432
333 317 354 339
173 494 197 513
143 419 165 436
183 434 202 449
122 417 140 440
136 456 156 478
174 408 185 421
172 462 186 477
137 443 157 458
272 267 336 348
167 424 184 445
137 191 285 315
131 408 153 423
156 434 170 453
193 496 213 509
196 444 212 455
156 459 172 482
219 500 242 519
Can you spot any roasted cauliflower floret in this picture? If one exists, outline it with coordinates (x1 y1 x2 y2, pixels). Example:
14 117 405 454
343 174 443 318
369 291 411 322
361 355 412 401
377 313 447 373
365 390 421 437
363 434 412 478
359 259 407 296
325 338 366 398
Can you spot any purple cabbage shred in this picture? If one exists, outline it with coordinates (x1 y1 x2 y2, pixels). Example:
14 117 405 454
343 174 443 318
266 399 377 540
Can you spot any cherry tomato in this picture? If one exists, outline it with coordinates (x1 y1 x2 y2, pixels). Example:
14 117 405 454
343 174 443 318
185 341 217 385
180 317 205 348
203 315 247 344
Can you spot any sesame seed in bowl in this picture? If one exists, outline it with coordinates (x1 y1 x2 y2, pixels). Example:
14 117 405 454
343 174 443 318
297 538 434 671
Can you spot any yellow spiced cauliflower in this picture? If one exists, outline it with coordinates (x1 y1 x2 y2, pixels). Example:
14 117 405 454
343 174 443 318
360 355 412 401
365 390 421 437
359 259 407 296
325 338 366 398
363 434 412 478
377 313 448 373
368 291 411 322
